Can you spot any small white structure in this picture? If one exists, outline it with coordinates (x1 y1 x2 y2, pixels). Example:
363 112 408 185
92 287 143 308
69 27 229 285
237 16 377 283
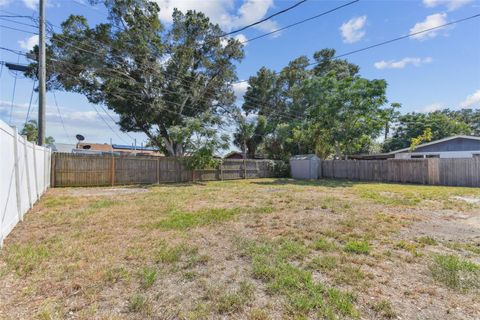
290 154 320 179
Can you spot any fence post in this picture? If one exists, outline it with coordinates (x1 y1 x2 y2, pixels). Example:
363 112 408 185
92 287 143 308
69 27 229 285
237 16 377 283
13 128 23 221
156 157 160 184
50 152 55 188
110 154 115 186
243 158 247 179
43 146 48 192
220 160 224 181
32 143 39 200
23 137 33 208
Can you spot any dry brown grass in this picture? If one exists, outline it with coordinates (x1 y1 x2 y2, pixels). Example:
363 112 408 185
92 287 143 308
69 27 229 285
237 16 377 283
1 179 479 319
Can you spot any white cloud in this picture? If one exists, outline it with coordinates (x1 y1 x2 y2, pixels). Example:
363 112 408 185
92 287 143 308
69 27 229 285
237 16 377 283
460 90 480 108
23 0 38 10
409 13 448 40
18 35 39 50
423 102 444 112
0 0 11 7
374 57 433 69
232 82 249 100
423 0 473 11
154 0 278 33
339 16 367 43
234 33 247 43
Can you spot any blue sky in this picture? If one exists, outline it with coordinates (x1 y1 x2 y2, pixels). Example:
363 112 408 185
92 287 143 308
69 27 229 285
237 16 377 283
0 0 479 149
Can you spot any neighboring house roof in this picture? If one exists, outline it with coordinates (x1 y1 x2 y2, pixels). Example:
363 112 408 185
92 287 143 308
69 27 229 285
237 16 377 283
224 151 244 159
77 143 113 152
349 153 394 160
112 144 158 151
389 135 480 154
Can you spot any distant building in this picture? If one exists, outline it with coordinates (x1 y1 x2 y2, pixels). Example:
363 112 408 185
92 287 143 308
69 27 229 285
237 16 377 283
224 151 244 159
391 135 480 159
223 151 266 159
351 135 480 160
71 142 163 156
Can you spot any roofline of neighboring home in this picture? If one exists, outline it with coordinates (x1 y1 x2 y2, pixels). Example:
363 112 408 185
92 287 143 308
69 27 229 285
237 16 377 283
389 135 480 154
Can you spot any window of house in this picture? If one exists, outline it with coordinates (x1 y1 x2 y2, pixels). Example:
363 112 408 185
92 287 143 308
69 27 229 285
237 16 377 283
473 154 480 158
411 155 424 159
426 154 440 158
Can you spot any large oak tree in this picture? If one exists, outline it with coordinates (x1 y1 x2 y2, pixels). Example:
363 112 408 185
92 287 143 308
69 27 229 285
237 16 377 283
31 0 244 157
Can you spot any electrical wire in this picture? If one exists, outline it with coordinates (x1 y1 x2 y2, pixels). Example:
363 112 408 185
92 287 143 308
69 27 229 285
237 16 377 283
1 12 479 135
52 90 73 142
24 79 36 125
220 0 308 37
8 55 20 125
241 0 359 44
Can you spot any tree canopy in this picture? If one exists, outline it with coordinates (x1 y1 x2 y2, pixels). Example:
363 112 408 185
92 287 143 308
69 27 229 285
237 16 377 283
382 110 473 152
21 120 55 145
235 49 391 160
30 0 244 158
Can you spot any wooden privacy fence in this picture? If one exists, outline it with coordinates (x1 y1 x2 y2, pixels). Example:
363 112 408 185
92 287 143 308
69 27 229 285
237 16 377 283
321 158 480 187
51 153 280 187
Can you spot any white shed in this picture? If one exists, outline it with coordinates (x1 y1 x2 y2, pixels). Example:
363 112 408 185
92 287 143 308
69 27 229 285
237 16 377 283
290 154 320 179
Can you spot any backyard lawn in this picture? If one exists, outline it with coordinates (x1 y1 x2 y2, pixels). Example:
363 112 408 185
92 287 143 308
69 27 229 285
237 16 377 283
0 179 479 319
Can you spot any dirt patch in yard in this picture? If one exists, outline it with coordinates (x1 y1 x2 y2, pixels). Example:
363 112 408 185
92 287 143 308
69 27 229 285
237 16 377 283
1 179 479 319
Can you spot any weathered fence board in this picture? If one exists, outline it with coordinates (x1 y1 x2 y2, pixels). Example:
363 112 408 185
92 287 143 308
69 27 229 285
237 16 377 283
321 158 480 187
52 153 280 187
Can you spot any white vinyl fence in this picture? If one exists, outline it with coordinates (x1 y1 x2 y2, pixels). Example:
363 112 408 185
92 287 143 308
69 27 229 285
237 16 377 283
0 119 51 247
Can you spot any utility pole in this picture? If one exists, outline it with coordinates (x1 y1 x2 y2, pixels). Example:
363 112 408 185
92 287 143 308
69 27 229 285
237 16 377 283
37 0 46 145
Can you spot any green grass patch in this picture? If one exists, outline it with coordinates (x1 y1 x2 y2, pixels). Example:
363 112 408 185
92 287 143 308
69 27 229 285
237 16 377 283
214 281 254 314
416 236 437 246
241 239 358 318
127 294 152 314
155 242 197 264
344 240 370 255
104 266 130 284
445 242 480 255
154 207 240 230
139 267 157 289
308 256 338 271
430 254 480 291
311 237 337 252
2 242 52 277
42 196 78 208
371 299 396 319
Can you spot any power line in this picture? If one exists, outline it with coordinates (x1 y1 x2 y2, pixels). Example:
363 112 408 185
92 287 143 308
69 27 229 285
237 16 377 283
97 103 136 141
8 55 20 125
234 12 480 84
24 79 36 126
221 0 308 37
2 12 479 127
241 0 360 44
0 24 36 34
90 103 130 144
52 90 72 142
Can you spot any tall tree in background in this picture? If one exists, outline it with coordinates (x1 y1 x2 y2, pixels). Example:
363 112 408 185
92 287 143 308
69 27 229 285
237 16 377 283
233 113 267 158
238 49 389 159
30 0 243 157
21 120 55 145
301 72 387 158
382 111 472 152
